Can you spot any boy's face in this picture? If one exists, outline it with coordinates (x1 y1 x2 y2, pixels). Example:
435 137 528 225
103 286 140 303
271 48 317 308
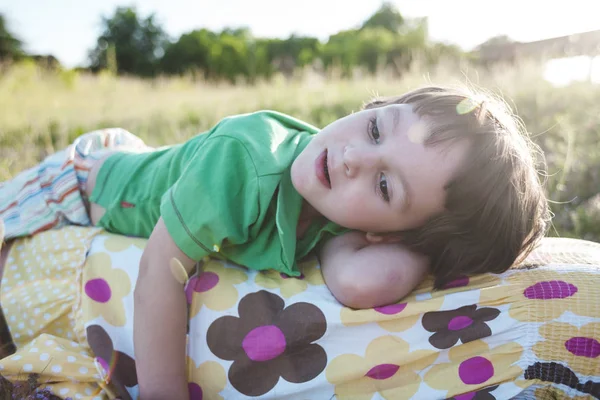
291 104 469 234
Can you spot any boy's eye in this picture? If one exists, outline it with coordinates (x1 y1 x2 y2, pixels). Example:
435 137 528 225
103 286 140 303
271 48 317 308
379 173 390 202
369 117 380 143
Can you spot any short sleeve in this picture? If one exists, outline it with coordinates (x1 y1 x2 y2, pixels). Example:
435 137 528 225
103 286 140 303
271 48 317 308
160 136 259 261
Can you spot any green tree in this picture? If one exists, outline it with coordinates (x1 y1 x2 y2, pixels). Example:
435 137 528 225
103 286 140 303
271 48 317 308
361 2 404 33
385 17 429 74
264 35 321 76
322 29 361 76
160 28 253 82
155 1 454 81
161 29 217 77
0 14 24 61
210 30 251 82
88 7 167 77
322 4 430 77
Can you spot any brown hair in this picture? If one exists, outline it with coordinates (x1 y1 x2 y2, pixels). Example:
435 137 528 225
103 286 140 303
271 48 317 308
363 85 551 289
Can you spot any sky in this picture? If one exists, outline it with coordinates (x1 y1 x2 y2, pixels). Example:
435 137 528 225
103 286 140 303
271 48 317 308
1 0 600 68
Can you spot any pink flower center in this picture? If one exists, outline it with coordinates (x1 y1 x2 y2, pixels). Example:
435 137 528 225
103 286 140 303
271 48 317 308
458 356 494 384
365 364 400 380
85 278 111 303
374 303 407 315
188 382 203 400
242 325 286 362
565 337 600 358
194 272 219 292
443 276 470 289
280 273 304 280
96 357 109 374
448 316 474 331
186 272 219 303
524 280 577 299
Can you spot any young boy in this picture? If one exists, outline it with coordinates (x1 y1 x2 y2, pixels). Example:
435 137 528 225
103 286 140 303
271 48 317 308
0 86 550 399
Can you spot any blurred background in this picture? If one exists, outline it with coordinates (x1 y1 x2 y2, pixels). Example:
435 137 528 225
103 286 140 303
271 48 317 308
1 0 600 241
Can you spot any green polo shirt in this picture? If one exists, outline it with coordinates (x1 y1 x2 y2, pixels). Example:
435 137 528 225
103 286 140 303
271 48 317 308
90 111 346 276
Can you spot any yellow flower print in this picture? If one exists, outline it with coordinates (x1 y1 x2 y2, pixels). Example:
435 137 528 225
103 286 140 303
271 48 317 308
103 234 146 252
82 252 132 327
533 322 600 376
424 340 522 397
186 260 247 317
479 269 599 322
326 335 437 400
187 357 227 400
255 257 324 298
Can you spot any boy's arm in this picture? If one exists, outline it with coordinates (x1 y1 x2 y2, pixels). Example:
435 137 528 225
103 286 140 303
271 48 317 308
134 217 196 400
318 231 429 309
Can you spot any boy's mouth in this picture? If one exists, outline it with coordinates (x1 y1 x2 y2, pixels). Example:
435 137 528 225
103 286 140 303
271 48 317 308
316 150 331 189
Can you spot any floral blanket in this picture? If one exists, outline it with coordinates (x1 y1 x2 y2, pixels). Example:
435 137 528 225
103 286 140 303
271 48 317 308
0 227 598 399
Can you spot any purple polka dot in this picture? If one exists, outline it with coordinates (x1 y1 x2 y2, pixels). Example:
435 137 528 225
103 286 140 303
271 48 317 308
443 276 470 289
375 303 407 315
448 316 473 331
242 325 286 362
458 356 494 384
194 272 219 292
280 272 304 280
84 278 111 303
524 280 577 299
188 382 203 400
185 272 219 303
565 337 600 358
454 392 476 400
365 363 399 380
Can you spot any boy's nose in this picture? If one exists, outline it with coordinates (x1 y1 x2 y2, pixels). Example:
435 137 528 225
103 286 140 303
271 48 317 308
343 146 379 177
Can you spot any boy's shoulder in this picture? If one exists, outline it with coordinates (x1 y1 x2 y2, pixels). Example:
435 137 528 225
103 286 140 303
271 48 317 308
208 110 319 175
213 110 319 139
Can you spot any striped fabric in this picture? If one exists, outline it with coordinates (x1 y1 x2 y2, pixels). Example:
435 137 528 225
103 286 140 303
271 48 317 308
0 128 147 239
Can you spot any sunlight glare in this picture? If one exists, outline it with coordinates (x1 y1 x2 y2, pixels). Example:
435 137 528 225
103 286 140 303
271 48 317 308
544 55 600 86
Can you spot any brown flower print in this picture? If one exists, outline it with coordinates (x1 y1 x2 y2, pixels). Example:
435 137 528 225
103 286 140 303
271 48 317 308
524 362 600 398
86 324 138 400
422 304 500 349
207 290 327 397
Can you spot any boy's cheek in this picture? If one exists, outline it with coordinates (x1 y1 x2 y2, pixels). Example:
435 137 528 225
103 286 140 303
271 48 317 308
328 195 373 226
290 158 311 193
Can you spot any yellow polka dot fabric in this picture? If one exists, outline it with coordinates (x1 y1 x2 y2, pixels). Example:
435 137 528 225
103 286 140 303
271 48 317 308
0 227 111 399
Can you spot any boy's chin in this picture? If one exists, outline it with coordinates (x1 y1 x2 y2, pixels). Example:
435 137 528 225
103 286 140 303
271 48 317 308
304 201 332 220
316 209 350 228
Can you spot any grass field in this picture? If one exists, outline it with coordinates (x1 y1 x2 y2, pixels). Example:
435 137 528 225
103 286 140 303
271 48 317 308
2 60 600 241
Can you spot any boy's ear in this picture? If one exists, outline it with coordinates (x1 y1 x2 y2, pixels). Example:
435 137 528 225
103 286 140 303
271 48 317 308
365 232 403 244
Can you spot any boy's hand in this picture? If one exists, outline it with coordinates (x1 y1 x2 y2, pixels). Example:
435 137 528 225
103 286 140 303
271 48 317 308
134 217 196 400
319 231 429 309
